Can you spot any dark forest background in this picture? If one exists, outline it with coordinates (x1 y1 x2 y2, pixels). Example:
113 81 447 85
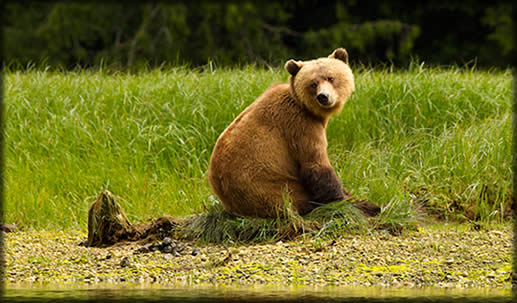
3 1 515 69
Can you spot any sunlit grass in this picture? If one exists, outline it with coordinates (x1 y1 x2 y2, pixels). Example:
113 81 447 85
4 65 512 230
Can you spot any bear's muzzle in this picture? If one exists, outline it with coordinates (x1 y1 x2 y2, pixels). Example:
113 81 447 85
317 92 331 106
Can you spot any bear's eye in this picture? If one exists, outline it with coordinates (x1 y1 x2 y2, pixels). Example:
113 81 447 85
327 77 334 83
311 82 317 89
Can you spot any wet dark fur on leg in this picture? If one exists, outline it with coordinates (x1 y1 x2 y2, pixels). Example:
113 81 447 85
300 166 345 204
300 166 381 217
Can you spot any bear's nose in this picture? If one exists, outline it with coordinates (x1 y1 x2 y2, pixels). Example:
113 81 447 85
317 93 330 105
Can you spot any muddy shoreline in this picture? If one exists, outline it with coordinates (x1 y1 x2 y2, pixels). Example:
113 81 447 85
3 224 512 289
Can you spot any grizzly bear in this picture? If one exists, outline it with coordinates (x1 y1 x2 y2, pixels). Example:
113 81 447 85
208 48 380 217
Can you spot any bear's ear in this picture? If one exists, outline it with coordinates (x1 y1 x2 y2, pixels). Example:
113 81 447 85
329 48 349 64
285 59 302 76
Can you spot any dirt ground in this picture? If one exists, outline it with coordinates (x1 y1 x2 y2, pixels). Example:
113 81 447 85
2 223 512 290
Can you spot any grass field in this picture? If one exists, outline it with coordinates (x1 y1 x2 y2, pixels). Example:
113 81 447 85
4 64 513 230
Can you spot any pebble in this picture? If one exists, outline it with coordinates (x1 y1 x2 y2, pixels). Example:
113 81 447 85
1 223 17 233
120 256 130 268
163 237 172 245
135 244 152 254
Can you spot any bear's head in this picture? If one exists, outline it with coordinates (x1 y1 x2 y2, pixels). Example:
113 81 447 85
285 48 355 120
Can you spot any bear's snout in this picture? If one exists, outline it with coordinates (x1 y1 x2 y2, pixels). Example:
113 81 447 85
317 93 330 106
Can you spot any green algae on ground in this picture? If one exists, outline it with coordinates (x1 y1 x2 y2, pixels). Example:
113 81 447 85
3 224 512 289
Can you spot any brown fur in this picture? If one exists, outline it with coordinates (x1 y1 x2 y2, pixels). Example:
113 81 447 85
208 48 373 217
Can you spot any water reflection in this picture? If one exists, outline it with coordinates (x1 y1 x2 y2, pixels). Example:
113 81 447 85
4 284 512 302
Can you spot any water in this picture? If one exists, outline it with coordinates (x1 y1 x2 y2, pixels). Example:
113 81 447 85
3 284 512 302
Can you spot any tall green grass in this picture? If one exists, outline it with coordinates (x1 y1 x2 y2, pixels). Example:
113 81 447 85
4 65 512 230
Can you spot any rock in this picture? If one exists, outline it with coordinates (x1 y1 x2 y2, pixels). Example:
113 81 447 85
192 248 201 256
163 237 172 245
162 245 173 254
135 244 152 254
173 251 181 257
144 243 154 250
1 223 17 233
120 256 130 268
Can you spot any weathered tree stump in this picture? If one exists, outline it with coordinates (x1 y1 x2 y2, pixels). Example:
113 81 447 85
87 190 185 247
87 190 132 247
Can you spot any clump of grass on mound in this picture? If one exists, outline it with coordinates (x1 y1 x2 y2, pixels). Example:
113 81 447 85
180 199 319 243
304 200 367 238
179 197 418 243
